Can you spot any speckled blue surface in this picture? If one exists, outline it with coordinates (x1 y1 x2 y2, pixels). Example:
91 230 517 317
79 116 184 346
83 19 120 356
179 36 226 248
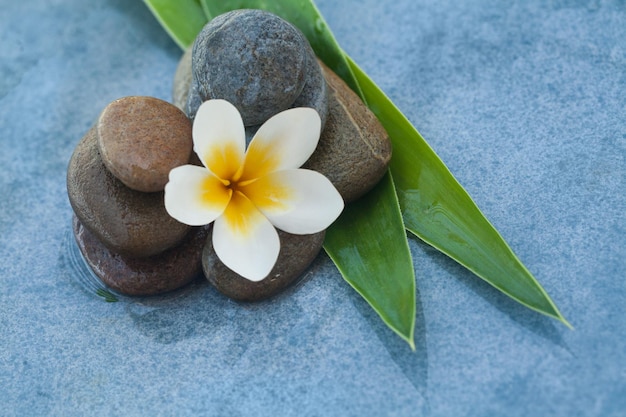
1 0 625 416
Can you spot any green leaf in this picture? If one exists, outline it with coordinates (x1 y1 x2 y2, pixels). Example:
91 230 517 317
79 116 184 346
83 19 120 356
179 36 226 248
347 57 570 327
198 0 363 97
324 173 416 349
96 288 119 303
143 0 207 50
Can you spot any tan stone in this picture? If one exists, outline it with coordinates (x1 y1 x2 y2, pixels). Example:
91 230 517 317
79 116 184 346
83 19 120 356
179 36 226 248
303 62 392 202
97 96 192 193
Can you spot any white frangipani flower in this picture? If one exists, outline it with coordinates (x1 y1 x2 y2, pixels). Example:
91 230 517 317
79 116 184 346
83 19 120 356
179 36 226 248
164 99 344 281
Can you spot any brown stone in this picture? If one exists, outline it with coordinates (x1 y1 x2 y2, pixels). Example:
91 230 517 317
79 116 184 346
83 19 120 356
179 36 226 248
202 228 325 301
303 62 392 202
67 127 191 257
97 96 192 193
73 216 206 296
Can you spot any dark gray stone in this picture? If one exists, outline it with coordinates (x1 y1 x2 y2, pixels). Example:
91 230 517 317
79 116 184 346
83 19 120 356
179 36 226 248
176 49 328 140
67 127 191 258
188 10 307 126
73 216 207 296
202 228 325 302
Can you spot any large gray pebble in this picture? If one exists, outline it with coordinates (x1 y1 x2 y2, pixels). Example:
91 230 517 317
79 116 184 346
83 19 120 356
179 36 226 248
188 9 307 126
175 45 328 139
202 228 325 301
67 127 190 258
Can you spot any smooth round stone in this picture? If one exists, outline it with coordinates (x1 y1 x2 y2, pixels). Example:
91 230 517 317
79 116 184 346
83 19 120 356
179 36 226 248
188 9 308 126
97 96 192 193
202 228 325 301
303 62 392 202
73 216 207 296
67 127 191 258
174 40 328 135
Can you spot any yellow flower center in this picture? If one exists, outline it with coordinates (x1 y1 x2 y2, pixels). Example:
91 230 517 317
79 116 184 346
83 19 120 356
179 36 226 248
199 140 290 236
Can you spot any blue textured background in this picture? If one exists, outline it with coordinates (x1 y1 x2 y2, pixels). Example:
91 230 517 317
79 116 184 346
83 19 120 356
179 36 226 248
1 0 624 416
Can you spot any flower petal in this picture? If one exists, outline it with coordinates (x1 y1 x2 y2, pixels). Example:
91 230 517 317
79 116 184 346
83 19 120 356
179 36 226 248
212 191 280 281
239 107 321 181
243 169 344 234
164 165 231 226
193 99 245 180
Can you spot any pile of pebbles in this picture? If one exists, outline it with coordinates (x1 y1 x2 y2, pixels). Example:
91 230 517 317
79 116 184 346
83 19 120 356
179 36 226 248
67 96 204 296
67 9 391 300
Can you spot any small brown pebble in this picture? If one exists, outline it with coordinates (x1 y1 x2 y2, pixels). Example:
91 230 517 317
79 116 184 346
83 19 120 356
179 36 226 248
97 96 192 193
202 228 325 301
303 61 392 202
67 126 190 257
73 216 206 296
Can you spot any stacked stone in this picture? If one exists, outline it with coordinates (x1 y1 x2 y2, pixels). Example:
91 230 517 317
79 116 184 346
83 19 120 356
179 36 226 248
184 9 328 130
67 9 393 300
67 96 207 296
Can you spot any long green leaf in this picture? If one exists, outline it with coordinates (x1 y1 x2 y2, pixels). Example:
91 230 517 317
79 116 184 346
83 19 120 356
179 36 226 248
347 57 570 327
143 0 207 50
324 173 416 349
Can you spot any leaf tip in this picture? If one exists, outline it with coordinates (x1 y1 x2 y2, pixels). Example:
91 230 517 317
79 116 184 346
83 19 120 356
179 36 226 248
408 338 416 351
559 315 574 330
